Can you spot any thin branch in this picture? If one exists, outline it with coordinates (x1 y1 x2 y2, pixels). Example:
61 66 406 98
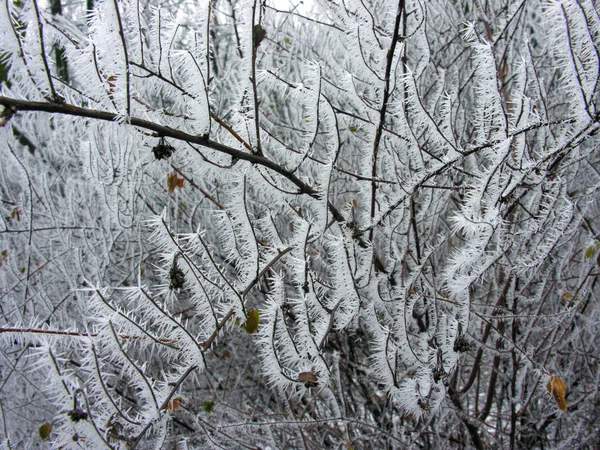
369 0 405 242
202 246 293 351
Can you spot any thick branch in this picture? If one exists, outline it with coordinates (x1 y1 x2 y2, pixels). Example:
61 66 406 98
0 95 346 223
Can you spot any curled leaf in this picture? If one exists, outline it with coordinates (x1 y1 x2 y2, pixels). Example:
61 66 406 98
10 206 21 220
166 397 182 411
67 408 88 422
167 172 185 194
107 75 117 92
546 375 567 411
253 24 266 48
152 138 175 160
169 257 185 290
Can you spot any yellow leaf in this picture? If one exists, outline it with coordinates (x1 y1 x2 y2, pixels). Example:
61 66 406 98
546 375 567 411
585 245 596 258
38 421 52 440
243 309 260 334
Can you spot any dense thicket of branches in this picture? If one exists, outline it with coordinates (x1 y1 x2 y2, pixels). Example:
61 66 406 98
1 0 600 448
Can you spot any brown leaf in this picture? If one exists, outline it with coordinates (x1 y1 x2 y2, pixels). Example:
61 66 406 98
546 375 567 411
107 75 117 93
297 371 318 383
10 206 21 221
167 172 185 194
165 397 182 411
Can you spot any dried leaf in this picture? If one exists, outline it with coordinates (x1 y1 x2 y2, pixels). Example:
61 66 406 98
167 172 185 194
107 75 116 92
10 206 21 221
152 139 175 160
106 416 124 443
243 309 260 334
38 421 52 440
560 292 575 306
253 24 266 48
546 375 567 411
67 408 88 422
297 371 318 383
166 397 182 411
0 106 15 127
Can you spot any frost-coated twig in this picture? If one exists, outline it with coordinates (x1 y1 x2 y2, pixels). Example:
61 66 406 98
202 246 293 351
129 364 198 449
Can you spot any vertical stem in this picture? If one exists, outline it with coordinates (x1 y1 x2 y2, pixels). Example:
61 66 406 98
369 0 404 242
229 0 242 58
206 0 212 135
31 0 59 99
250 0 263 156
50 0 68 82
7 144 34 318
112 0 130 116
510 295 518 449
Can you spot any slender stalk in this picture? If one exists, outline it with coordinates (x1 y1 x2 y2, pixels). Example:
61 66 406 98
369 0 404 242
